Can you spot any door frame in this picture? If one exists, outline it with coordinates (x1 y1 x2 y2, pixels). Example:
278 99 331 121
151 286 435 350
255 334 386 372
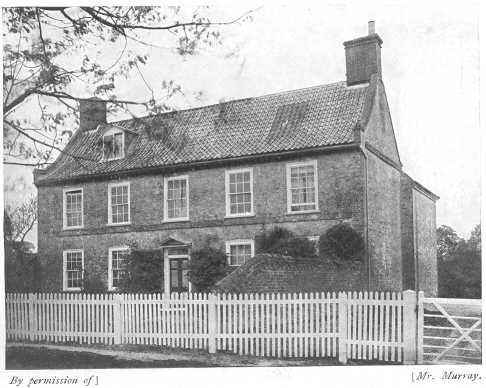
163 245 191 295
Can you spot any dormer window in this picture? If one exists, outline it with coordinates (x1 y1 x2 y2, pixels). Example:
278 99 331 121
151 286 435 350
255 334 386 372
103 129 124 160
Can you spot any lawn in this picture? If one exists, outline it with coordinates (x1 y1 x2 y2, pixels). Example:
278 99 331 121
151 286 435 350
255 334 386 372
6 346 216 369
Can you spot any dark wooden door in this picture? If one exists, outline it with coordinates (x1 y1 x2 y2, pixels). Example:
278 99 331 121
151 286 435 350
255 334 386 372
169 258 189 293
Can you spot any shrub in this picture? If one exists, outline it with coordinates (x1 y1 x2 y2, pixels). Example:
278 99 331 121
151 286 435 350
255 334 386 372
187 244 228 292
118 249 164 293
256 226 317 257
319 223 364 262
4 243 42 292
82 272 106 293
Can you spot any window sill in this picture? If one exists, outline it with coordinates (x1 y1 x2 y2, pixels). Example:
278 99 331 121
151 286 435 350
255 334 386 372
63 288 81 292
107 222 131 227
224 213 255 219
162 218 190 224
63 226 84 231
286 209 320 216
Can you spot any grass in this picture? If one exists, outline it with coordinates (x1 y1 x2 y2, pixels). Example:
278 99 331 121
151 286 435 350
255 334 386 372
6 346 216 369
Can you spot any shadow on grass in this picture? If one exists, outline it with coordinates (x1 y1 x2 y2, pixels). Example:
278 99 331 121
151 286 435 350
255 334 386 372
6 346 216 370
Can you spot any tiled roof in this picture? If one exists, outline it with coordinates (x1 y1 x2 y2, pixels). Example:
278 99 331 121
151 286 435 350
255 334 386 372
34 81 369 184
215 253 366 293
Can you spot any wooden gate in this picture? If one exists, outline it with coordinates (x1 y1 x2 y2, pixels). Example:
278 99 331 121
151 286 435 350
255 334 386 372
421 297 482 364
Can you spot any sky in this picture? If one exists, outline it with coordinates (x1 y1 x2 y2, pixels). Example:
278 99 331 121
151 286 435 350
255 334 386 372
2 2 480 245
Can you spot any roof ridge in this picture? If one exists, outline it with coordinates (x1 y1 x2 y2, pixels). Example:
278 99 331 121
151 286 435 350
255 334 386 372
109 80 348 127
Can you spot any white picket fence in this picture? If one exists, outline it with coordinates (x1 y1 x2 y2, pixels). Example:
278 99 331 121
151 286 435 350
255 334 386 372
6 291 420 363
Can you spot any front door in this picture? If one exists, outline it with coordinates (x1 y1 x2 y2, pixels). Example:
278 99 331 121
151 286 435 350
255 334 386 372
169 258 189 293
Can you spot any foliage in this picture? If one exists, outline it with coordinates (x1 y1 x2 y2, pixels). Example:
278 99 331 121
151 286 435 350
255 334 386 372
4 243 42 292
319 223 364 262
118 249 164 292
81 271 106 293
436 224 464 260
187 240 228 292
3 6 256 168
437 224 481 298
4 196 37 243
256 226 317 257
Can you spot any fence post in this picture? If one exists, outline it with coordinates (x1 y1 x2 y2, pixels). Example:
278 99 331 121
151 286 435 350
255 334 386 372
207 293 217 354
416 291 424 364
113 294 123 345
338 292 348 364
28 293 36 341
403 290 417 364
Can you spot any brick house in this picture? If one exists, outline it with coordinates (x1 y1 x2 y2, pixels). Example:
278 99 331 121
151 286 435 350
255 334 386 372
34 22 439 296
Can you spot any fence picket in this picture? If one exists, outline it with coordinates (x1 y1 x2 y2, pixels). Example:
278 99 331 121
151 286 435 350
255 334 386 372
5 290 434 364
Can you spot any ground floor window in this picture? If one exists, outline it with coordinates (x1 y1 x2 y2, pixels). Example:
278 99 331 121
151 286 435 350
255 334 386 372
63 250 84 291
226 239 255 266
109 247 129 290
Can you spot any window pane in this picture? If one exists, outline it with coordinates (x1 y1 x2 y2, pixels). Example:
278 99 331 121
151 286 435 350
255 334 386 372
166 178 188 219
65 251 83 288
229 243 252 266
65 190 82 227
114 133 123 158
111 249 128 288
289 164 317 211
228 171 252 215
103 132 124 160
110 184 129 224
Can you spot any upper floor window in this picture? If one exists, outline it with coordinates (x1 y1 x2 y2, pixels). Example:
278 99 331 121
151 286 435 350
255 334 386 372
108 247 129 290
63 249 84 291
63 188 83 229
108 182 130 225
103 129 124 161
226 239 254 266
225 168 254 217
286 160 319 213
164 175 189 222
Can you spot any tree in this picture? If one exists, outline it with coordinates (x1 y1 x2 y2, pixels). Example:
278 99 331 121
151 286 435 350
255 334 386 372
467 224 481 253
436 225 464 260
3 6 256 167
437 224 481 298
5 195 37 245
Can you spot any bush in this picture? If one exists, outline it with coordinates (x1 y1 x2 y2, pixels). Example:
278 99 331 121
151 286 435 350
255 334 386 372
4 243 42 292
118 249 164 293
82 271 106 293
187 243 228 292
257 226 317 257
319 223 364 262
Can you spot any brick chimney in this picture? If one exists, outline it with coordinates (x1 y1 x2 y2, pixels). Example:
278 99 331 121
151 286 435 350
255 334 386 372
79 98 106 131
343 21 383 86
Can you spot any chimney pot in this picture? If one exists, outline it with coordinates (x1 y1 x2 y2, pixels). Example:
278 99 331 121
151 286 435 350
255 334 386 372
79 98 106 131
368 21 375 35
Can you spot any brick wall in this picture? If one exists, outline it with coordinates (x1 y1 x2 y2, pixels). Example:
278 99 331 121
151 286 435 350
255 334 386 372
413 189 438 297
400 174 415 290
37 150 365 291
366 151 403 291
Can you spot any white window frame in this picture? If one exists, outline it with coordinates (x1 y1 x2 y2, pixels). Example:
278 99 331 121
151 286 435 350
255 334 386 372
163 175 189 222
63 187 84 230
63 249 84 291
225 167 254 218
108 246 130 291
102 128 125 161
107 181 131 226
286 160 319 214
225 239 255 267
